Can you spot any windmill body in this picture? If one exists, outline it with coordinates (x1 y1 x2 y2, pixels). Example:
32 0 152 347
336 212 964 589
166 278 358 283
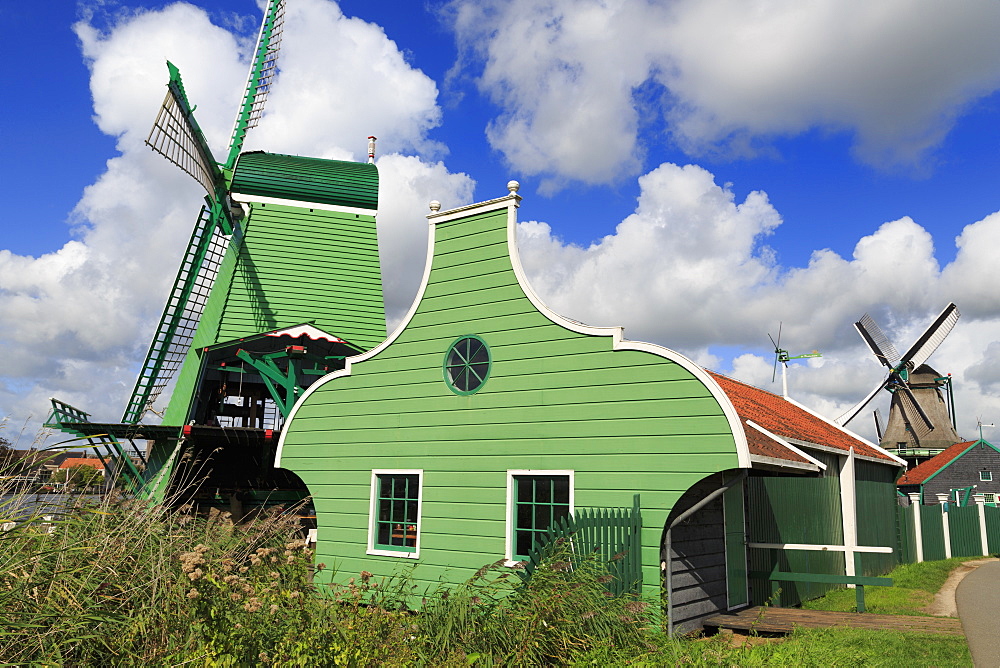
46 0 386 512
879 364 961 457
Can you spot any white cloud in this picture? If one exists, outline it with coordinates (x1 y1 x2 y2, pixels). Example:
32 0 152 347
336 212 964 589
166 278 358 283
516 161 1000 440
448 0 1000 183
0 1 468 434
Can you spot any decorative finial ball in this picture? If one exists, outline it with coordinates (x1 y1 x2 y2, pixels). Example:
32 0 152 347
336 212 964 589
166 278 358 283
429 200 441 212
507 180 520 193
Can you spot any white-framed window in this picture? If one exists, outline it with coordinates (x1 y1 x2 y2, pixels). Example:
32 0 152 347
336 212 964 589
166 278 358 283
505 470 574 563
981 471 993 482
984 493 997 504
367 470 423 558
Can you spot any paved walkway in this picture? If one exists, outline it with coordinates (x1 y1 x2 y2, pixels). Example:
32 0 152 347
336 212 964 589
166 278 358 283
956 560 1000 667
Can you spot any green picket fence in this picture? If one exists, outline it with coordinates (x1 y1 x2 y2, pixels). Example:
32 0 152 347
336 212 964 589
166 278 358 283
521 494 642 595
897 501 1000 563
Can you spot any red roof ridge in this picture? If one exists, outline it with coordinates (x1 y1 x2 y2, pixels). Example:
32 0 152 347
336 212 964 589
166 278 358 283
705 368 900 465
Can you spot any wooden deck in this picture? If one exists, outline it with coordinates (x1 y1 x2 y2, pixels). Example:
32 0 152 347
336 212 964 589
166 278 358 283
703 606 965 636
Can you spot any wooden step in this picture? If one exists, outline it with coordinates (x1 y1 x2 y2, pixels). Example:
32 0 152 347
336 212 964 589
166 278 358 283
703 606 964 636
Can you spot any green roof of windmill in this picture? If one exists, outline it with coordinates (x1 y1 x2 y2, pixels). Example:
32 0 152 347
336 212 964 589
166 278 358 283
231 152 378 210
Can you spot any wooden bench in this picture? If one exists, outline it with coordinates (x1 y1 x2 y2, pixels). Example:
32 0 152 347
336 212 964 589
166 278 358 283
750 569 893 612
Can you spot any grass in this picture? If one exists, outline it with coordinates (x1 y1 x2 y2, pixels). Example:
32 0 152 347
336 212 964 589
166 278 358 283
802 556 989 616
0 483 979 665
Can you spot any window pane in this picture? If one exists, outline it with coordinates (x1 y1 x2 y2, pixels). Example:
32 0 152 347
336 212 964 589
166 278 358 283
516 530 533 558
534 504 551 530
517 477 533 503
535 478 551 503
512 474 570 559
552 476 570 503
470 343 489 364
516 503 533 530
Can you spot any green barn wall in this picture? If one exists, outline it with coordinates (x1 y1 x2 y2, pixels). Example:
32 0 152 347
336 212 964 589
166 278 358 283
279 192 746 601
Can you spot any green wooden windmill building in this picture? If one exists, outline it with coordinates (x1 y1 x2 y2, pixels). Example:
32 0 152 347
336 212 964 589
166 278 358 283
47 0 386 510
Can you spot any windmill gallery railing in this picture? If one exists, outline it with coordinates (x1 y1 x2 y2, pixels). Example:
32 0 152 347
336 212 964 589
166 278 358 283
519 495 642 596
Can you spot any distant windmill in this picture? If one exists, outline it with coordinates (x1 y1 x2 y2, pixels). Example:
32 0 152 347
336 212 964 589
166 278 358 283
768 323 822 398
837 303 962 452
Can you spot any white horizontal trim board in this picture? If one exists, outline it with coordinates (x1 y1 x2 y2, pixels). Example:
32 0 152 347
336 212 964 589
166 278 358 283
747 542 893 554
232 193 376 217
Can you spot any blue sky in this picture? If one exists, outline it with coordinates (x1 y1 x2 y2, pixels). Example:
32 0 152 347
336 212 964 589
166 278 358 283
3 0 1000 444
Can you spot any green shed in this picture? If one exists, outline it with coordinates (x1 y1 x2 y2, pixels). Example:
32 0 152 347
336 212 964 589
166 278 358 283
277 183 905 632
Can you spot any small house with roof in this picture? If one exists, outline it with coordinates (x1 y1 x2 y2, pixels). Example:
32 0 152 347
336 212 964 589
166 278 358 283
275 183 905 633
898 439 1000 505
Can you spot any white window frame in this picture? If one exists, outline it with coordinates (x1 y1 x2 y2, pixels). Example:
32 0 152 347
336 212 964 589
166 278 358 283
367 469 423 559
981 471 993 482
505 470 574 566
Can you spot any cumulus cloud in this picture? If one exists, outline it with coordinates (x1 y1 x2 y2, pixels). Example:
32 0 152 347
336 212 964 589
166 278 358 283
448 0 1000 184
516 162 1000 440
0 1 470 435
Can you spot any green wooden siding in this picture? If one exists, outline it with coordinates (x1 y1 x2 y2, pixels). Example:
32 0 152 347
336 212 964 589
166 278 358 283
896 504 918 564
746 454 844 607
280 198 741 602
724 478 748 607
162 201 385 425
231 152 378 210
854 460 898 575
216 203 385 348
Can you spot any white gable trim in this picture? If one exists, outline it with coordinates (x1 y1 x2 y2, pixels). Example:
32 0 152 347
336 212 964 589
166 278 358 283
277 186 750 469
745 420 827 470
504 197 752 469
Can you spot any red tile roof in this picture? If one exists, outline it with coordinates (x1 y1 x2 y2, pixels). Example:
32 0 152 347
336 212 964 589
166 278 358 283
897 441 976 485
708 371 899 465
58 457 105 470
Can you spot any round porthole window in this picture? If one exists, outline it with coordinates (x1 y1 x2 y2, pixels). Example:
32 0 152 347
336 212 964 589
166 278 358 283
444 335 491 395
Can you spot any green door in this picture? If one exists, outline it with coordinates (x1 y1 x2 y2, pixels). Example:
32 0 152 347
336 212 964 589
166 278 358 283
724 477 748 608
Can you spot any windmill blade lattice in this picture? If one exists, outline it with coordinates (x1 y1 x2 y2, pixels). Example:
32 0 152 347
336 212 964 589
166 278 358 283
225 0 286 169
898 302 960 370
855 313 900 368
146 63 226 200
122 206 232 423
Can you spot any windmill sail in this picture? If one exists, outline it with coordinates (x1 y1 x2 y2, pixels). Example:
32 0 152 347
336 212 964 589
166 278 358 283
224 0 286 169
146 62 227 203
899 302 960 370
122 206 233 423
855 313 900 368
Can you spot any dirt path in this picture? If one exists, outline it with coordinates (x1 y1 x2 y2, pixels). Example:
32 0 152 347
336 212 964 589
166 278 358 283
923 558 999 617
